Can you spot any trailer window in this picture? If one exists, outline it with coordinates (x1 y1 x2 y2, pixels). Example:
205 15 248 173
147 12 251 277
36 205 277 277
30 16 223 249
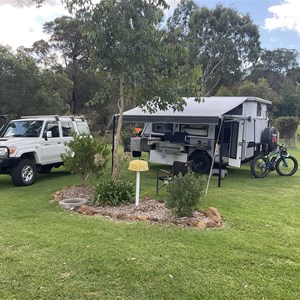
182 124 208 137
226 104 243 115
152 123 173 134
257 103 262 116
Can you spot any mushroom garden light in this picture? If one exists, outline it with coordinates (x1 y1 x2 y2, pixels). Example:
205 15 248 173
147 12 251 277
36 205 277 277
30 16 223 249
128 160 149 206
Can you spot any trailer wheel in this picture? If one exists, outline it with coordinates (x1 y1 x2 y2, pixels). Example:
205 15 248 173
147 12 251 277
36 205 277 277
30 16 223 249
261 127 277 152
191 152 211 173
132 151 141 158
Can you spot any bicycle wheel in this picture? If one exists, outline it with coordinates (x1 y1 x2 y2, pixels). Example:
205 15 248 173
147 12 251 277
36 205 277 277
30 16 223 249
251 155 269 178
275 156 298 176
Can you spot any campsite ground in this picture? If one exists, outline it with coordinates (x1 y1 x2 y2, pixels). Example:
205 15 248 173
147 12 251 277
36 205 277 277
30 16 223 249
0 147 300 299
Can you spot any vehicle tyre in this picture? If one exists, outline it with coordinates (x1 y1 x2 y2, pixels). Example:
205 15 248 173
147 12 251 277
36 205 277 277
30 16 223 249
275 156 298 176
251 155 269 178
261 127 277 152
191 152 211 173
11 159 37 186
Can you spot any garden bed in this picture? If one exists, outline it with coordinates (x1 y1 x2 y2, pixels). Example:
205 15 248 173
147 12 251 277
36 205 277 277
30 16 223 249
52 185 224 229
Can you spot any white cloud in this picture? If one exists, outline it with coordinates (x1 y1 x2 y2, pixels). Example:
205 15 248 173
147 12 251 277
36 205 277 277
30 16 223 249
166 0 181 11
264 0 300 34
0 0 66 49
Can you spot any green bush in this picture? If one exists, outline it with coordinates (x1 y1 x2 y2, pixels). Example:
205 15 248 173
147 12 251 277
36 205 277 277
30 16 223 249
94 179 135 206
276 116 299 139
61 134 109 185
166 172 205 217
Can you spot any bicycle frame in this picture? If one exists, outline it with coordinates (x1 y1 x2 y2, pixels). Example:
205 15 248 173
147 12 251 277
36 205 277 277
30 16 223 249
264 146 289 171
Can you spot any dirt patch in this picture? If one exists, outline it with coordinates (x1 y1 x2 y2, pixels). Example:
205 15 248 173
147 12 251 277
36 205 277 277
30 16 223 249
52 185 223 229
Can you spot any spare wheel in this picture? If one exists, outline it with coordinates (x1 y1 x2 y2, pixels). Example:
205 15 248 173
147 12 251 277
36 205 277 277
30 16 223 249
261 127 278 152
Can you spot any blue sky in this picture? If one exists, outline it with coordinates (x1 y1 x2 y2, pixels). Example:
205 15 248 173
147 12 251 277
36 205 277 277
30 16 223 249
191 0 300 53
0 0 299 58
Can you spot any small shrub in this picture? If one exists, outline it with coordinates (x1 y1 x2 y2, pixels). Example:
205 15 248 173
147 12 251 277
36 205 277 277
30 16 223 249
61 134 109 185
94 179 135 206
166 172 205 217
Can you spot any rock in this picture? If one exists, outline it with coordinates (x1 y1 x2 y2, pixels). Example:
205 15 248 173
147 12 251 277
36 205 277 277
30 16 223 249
137 215 148 221
203 207 222 224
206 219 218 228
127 215 138 221
197 220 206 229
77 205 97 215
186 218 198 227
53 191 63 202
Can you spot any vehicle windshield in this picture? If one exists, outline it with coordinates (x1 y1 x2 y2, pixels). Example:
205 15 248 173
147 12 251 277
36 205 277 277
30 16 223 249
3 120 43 138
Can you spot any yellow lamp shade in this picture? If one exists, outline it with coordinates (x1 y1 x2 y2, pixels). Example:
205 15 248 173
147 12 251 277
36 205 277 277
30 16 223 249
128 160 149 172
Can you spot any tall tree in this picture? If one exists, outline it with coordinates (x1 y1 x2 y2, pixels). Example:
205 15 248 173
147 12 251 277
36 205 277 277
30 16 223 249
63 0 186 180
188 5 260 96
43 15 91 114
248 48 300 93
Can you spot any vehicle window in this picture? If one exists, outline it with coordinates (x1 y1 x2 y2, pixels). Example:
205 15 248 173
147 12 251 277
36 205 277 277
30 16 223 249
76 121 91 136
61 121 75 137
46 121 60 138
3 120 43 137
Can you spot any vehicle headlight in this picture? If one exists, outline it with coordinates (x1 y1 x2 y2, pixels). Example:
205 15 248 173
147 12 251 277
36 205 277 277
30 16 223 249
0 147 9 157
0 147 16 157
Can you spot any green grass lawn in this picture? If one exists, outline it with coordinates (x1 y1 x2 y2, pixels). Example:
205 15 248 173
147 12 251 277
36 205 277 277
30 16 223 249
1 148 300 299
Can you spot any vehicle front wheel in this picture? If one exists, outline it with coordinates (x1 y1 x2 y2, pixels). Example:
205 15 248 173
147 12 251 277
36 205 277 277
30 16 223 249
11 159 37 186
250 155 269 178
275 156 298 176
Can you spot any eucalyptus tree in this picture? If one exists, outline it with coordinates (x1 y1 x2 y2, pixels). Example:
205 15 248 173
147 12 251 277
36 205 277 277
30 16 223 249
43 14 91 114
63 0 186 180
248 48 300 93
189 5 260 96
165 0 200 96
0 45 71 116
25 40 58 69
0 46 40 116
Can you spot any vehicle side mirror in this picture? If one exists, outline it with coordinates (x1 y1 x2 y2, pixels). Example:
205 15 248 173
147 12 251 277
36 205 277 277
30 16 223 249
43 131 52 140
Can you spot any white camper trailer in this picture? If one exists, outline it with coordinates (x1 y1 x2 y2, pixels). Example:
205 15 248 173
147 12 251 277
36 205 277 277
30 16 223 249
123 97 277 173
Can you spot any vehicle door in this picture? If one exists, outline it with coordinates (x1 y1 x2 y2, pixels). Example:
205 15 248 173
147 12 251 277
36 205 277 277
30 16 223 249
61 120 75 152
228 120 244 168
41 121 64 164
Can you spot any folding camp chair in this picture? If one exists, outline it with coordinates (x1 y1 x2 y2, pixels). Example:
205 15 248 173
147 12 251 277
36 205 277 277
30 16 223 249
156 161 189 195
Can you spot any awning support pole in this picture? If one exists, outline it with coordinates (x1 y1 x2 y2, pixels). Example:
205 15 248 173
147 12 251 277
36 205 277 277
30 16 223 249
111 114 116 175
218 119 225 188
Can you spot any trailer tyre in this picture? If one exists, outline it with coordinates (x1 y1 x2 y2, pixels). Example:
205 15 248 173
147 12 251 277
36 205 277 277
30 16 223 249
191 152 211 173
261 127 277 152
132 151 141 158
11 159 37 186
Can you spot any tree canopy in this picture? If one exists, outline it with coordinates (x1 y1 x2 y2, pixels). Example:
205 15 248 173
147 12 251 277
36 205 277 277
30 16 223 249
0 0 299 145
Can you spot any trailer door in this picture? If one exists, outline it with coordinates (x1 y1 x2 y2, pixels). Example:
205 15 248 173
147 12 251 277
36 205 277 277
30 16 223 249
228 120 244 168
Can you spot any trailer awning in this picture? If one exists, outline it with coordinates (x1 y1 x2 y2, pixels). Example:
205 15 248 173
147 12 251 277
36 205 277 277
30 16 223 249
121 97 271 125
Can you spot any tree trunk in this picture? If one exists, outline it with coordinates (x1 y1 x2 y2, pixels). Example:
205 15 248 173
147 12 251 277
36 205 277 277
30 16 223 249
112 72 125 181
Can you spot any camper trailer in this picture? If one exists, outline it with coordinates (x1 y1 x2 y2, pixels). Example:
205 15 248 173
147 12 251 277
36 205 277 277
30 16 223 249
124 97 277 173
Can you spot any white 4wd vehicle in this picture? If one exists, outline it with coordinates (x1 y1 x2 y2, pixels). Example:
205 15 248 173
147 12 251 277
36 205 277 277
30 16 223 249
0 115 91 186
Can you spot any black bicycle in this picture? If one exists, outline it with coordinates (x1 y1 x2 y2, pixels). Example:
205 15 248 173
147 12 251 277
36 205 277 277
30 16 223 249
251 145 298 178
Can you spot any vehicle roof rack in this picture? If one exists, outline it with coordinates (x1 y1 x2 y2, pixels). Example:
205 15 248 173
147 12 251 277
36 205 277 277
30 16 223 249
20 115 86 122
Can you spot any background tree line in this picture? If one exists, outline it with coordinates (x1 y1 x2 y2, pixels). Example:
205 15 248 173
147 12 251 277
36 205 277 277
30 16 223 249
1 0 300 129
